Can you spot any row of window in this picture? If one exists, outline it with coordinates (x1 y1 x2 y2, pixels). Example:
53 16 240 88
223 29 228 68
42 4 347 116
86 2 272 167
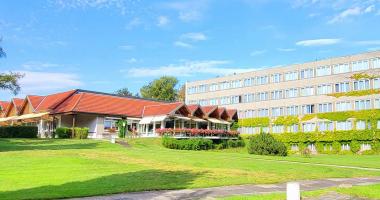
188 78 380 106
187 58 380 94
238 99 380 119
239 120 380 134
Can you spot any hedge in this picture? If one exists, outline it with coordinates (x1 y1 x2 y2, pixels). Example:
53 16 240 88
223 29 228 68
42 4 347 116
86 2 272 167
0 126 38 138
55 127 89 139
162 137 245 150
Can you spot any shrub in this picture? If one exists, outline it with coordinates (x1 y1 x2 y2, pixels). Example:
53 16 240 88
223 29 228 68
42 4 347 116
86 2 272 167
0 126 38 138
301 148 312 158
74 127 89 139
372 140 380 153
162 137 213 150
332 141 341 153
55 127 72 138
247 133 287 156
350 140 360 153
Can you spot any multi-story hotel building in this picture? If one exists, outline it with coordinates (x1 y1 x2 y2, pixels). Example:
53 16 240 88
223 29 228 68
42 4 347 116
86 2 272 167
185 51 380 134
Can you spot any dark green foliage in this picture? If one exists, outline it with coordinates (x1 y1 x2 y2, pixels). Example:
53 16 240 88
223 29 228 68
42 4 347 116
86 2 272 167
162 137 213 150
332 141 341 153
247 133 287 156
350 140 360 153
55 127 72 138
140 76 179 101
74 127 89 139
117 120 127 138
0 126 37 138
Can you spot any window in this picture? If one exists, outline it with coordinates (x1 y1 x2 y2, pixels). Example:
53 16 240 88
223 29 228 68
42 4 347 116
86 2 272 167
317 84 332 95
271 107 284 117
271 73 282 83
286 106 299 116
187 86 196 94
333 63 350 74
303 123 316 132
375 99 380 109
285 88 298 98
318 103 332 113
352 60 369 72
271 90 283 100
243 94 254 103
256 92 268 101
238 110 245 119
231 95 241 104
209 98 218 105
285 71 298 81
356 120 366 130
355 99 371 110
308 143 316 151
302 104 315 114
198 84 207 93
300 68 314 79
231 80 242 88
287 124 299 133
291 144 299 151
353 79 370 90
272 125 284 133
336 121 352 131
220 97 230 105
316 66 331 76
258 109 269 117
361 143 371 151
104 119 118 130
256 76 269 85
219 81 230 90
378 121 380 129
374 78 380 89
336 101 351 111
244 78 253 87
301 87 314 96
209 83 218 91
318 122 333 131
373 58 380 68
199 99 208 106
335 82 350 93
342 143 350 151
244 110 255 118
262 127 269 133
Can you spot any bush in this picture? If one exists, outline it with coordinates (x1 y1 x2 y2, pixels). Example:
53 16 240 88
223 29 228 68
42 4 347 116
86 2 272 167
162 137 213 150
0 126 38 138
332 141 341 153
350 140 360 153
55 127 72 138
301 148 312 158
74 127 89 139
247 133 287 156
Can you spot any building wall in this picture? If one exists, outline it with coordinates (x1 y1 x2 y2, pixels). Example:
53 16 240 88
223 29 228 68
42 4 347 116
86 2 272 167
186 51 380 114
58 114 105 138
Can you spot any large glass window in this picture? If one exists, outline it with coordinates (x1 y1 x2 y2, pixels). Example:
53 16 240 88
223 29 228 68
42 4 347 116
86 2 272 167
231 80 242 88
353 79 370 90
104 119 118 130
256 92 268 101
374 78 380 89
373 58 380 68
209 98 218 105
209 83 218 91
244 78 253 87
244 110 255 118
352 60 369 72
220 97 230 105
258 109 269 117
287 124 299 133
271 107 284 117
272 125 284 133
300 68 314 79
318 122 333 132
256 76 269 85
271 90 283 100
231 95 241 104
303 123 316 132
286 106 299 116
285 88 298 98
336 101 352 111
284 71 298 81
375 99 380 109
187 86 196 94
271 73 282 83
318 103 332 113
317 84 332 95
243 94 254 103
316 66 331 76
356 120 366 130
199 99 208 106
333 63 350 74
335 82 350 93
355 99 371 110
302 104 315 114
336 121 352 131
301 87 314 96
198 84 207 93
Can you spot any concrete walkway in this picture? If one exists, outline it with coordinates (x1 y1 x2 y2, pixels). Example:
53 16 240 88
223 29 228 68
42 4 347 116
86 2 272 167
69 177 380 200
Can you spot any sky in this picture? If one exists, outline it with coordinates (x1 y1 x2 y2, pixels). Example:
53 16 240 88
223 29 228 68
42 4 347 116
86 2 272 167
1 0 380 100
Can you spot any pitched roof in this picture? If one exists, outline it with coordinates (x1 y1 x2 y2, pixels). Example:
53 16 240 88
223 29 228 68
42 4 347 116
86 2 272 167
13 98 24 113
201 105 218 115
142 102 184 117
187 104 200 114
53 91 164 117
0 101 10 111
227 109 238 120
28 95 45 109
35 90 77 112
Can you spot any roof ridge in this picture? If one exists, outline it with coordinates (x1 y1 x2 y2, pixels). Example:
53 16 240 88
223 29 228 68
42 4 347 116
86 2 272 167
34 96 48 111
169 102 185 115
77 89 171 103
71 93 84 112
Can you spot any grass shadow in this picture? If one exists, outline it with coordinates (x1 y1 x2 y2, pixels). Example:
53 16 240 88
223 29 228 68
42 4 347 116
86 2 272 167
0 139 100 152
0 169 205 200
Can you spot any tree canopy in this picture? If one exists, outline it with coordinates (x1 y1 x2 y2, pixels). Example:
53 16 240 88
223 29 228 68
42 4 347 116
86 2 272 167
0 40 24 95
140 76 179 101
115 88 133 97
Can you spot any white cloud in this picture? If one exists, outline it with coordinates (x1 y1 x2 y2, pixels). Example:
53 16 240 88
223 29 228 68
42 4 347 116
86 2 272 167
174 41 193 48
17 71 83 94
328 5 376 24
22 61 61 70
125 17 142 30
119 44 134 50
122 60 256 77
296 38 341 46
355 40 380 45
277 48 296 52
157 16 169 27
162 1 208 22
126 58 138 63
180 32 207 41
250 50 266 56
53 0 131 15
364 5 375 13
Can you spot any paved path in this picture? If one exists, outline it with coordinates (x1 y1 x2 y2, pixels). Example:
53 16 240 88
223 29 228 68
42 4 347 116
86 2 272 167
69 177 380 200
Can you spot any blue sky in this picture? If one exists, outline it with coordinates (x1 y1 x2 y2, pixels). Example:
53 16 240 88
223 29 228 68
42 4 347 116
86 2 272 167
1 0 380 99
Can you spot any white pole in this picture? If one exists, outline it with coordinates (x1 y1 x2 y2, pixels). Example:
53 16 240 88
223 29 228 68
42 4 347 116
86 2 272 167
286 182 300 200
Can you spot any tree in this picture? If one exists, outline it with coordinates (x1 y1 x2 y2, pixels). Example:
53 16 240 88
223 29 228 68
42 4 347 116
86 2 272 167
140 76 178 101
177 84 186 102
0 39 24 95
115 87 133 97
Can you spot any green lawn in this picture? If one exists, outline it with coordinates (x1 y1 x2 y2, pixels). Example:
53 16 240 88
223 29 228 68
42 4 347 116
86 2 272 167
0 138 380 199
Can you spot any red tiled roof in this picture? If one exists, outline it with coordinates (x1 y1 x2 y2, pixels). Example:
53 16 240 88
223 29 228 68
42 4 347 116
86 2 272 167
0 101 10 110
227 109 237 117
201 105 218 115
13 98 24 113
142 102 183 117
217 107 226 117
187 104 200 114
54 91 164 117
28 95 45 110
36 90 77 112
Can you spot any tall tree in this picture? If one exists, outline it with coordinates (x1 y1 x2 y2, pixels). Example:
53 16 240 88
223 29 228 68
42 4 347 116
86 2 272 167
140 76 178 101
177 84 186 102
115 87 133 97
0 39 24 95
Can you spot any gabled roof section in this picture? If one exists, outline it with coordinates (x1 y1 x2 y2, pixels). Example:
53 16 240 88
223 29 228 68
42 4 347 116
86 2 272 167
35 90 77 112
142 102 189 117
19 95 45 114
227 109 238 121
187 104 205 118
200 105 219 118
0 101 10 116
218 107 229 120
4 98 24 116
53 91 164 117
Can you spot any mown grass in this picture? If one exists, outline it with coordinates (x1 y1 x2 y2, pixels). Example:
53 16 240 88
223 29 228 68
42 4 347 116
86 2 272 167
0 138 380 199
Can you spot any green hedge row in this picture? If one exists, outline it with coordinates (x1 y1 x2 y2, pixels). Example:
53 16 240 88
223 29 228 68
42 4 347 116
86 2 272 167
162 137 245 150
55 127 89 139
0 126 38 138
247 133 287 156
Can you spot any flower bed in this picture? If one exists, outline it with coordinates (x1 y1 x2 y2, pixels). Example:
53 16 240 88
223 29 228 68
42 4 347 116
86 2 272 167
156 128 239 137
